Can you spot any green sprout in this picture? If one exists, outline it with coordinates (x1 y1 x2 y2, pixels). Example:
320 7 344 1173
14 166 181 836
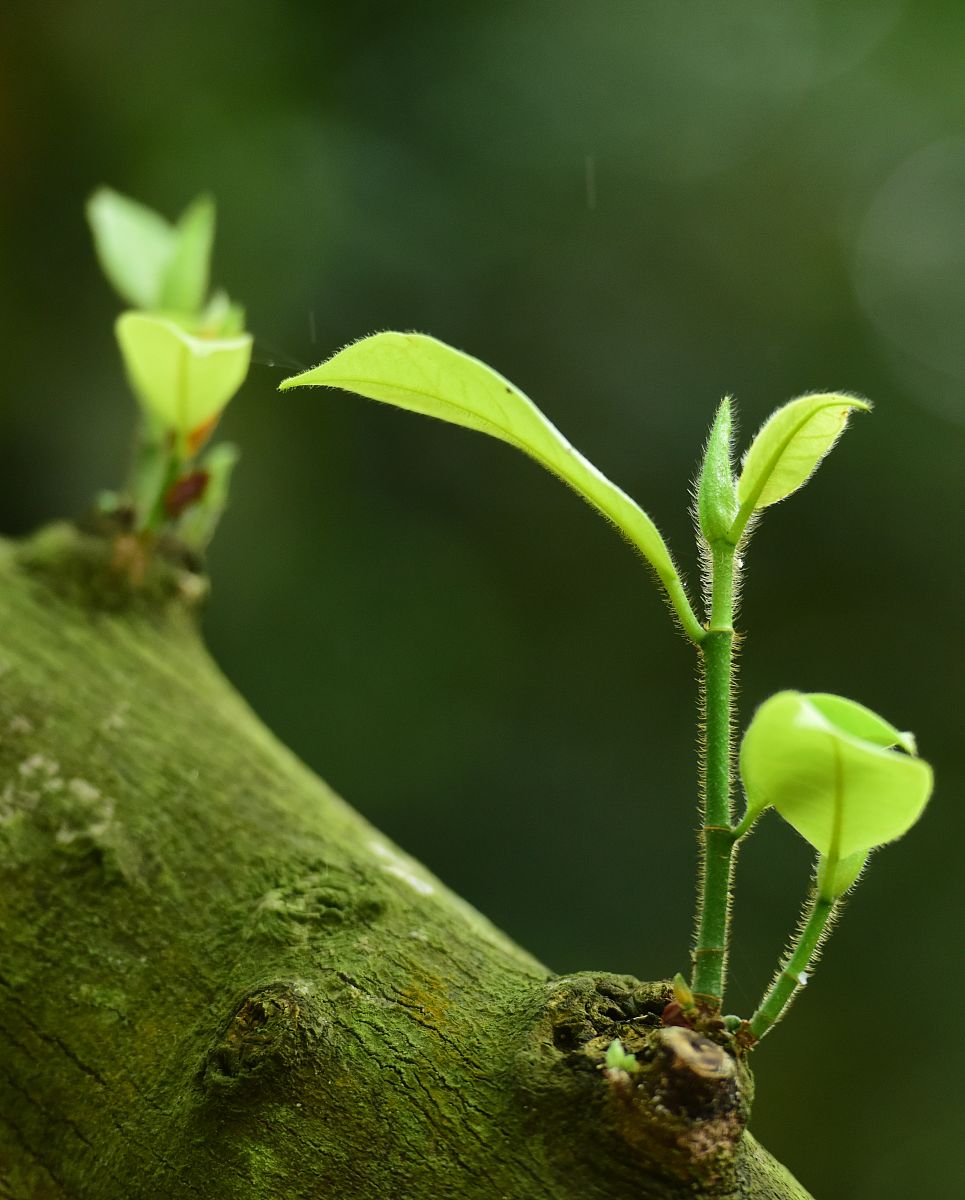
87 188 252 552
279 331 933 1045
84 191 932 1047
738 691 931 1038
604 1038 640 1075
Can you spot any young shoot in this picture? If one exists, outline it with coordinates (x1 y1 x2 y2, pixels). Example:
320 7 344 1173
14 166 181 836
739 691 931 1039
87 188 252 552
279 330 933 1051
604 1038 640 1075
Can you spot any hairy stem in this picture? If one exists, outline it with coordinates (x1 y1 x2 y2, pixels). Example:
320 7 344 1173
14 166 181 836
691 542 738 1009
665 573 706 647
749 894 837 1040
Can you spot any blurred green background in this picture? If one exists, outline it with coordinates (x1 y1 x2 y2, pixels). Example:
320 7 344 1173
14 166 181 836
1 2 963 1195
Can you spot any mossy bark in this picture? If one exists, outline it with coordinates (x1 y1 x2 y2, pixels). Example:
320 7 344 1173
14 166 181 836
0 526 812 1199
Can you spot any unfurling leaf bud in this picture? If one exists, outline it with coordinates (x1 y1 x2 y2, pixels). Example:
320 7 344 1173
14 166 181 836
697 398 738 545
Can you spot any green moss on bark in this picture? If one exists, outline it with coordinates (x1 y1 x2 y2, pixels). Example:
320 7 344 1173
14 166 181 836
0 526 811 1199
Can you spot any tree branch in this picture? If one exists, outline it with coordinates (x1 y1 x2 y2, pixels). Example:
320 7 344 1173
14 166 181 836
0 526 811 1199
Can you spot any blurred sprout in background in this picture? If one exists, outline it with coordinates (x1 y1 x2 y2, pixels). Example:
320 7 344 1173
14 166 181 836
87 188 251 553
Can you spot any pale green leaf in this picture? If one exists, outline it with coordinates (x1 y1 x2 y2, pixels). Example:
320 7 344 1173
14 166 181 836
734 393 870 530
739 691 932 860
116 313 252 437
160 194 216 314
87 188 174 309
279 333 702 640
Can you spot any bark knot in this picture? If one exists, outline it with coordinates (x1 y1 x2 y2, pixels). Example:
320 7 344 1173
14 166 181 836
519 973 753 1193
200 981 324 1098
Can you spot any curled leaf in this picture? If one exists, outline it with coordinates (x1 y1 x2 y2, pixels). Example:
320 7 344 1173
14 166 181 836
739 690 932 861
116 313 252 441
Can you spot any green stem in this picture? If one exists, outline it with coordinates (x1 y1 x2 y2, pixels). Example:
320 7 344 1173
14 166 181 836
665 574 706 647
133 439 182 535
690 541 738 1009
731 808 757 840
749 893 837 1041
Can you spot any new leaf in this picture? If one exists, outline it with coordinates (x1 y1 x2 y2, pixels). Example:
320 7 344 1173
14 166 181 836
87 189 175 311
731 393 870 541
88 187 216 316
116 313 252 443
739 691 932 867
159 194 216 314
280 332 703 642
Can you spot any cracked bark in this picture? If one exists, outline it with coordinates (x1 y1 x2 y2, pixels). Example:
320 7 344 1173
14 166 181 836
0 525 812 1199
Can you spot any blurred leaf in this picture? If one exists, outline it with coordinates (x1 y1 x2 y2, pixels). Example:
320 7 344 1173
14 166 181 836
199 290 246 337
734 393 870 533
160 194 216 314
115 313 252 439
739 691 932 861
178 442 241 552
280 332 699 635
87 188 174 310
697 397 737 544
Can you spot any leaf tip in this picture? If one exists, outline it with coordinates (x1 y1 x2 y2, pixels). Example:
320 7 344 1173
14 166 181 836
187 190 216 213
898 730 918 757
814 389 873 416
277 365 323 391
85 185 108 215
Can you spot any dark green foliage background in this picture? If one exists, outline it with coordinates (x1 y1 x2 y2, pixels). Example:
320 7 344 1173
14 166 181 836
1 3 962 1196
